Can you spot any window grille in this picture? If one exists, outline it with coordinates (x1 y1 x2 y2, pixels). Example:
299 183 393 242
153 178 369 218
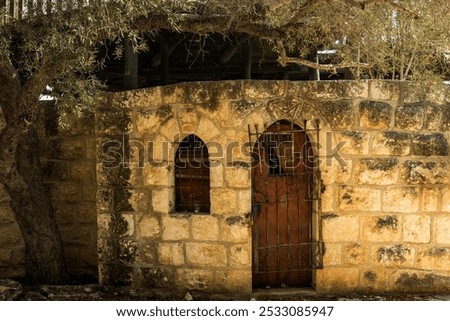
174 134 210 213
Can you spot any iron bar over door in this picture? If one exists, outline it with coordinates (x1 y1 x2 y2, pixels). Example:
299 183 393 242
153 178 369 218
249 120 323 288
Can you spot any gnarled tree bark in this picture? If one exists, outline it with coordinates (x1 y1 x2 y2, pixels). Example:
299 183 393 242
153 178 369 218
0 59 67 284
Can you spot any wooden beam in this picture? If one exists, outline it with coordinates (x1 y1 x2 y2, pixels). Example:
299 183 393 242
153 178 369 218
123 37 139 90
241 39 252 79
160 33 169 85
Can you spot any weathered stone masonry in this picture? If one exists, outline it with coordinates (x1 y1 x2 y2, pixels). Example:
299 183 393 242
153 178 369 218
96 80 450 294
1 80 450 294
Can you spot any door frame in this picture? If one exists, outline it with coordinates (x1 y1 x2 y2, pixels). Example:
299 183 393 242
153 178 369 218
248 119 323 289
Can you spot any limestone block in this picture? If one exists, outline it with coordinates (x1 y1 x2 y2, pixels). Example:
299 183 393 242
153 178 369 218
96 107 133 136
70 163 95 182
143 164 171 186
128 190 149 213
152 188 173 213
158 242 185 265
323 243 341 266
403 215 431 243
187 83 212 103
390 270 450 293
334 131 369 155
237 189 251 214
186 243 227 266
159 118 180 141
214 269 252 293
373 244 415 268
321 157 352 185
435 216 450 243
161 85 186 104
383 187 419 213
220 216 251 242
320 100 355 130
343 243 369 265
353 158 399 185
245 107 273 133
147 135 173 163
359 100 393 129
136 107 173 135
361 215 401 242
401 161 449 185
209 81 242 101
161 216 189 240
97 189 112 213
51 183 82 202
338 185 381 212
295 81 369 100
416 247 450 270
192 215 219 241
322 214 359 242
196 117 221 140
233 100 265 119
358 268 389 292
422 188 440 212
443 187 450 213
175 268 213 290
411 133 448 156
210 163 224 188
230 244 251 267
137 215 160 238
178 108 199 134
97 214 110 238
225 166 251 188
211 188 238 215
243 80 286 99
316 267 360 293
48 139 86 160
135 242 156 265
321 186 335 213
395 104 424 131
60 226 94 246
369 81 401 100
101 213 134 238
372 132 411 156
424 103 442 131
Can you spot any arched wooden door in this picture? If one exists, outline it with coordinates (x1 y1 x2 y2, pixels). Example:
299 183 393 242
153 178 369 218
251 121 314 288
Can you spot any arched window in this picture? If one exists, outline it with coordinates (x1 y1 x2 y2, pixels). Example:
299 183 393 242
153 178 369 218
174 134 210 213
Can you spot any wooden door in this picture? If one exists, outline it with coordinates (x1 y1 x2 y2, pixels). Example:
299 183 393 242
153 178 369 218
252 121 312 288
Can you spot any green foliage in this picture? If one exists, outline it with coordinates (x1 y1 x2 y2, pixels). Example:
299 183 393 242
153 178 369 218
0 0 449 127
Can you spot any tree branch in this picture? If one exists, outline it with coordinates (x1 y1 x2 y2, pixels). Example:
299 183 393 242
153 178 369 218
286 57 371 72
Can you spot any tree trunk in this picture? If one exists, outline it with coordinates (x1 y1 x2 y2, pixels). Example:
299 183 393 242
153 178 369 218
0 60 67 284
0 124 67 284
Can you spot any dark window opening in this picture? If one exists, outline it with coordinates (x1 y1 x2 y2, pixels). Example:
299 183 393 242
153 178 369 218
174 134 210 213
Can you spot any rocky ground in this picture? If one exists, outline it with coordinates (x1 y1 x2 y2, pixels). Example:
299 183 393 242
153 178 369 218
1 279 449 301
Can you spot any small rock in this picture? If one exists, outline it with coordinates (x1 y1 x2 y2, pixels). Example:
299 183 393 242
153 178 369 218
265 286 270 289
23 291 48 301
280 283 287 288
0 279 23 301
83 287 92 293
184 292 193 301
250 298 256 301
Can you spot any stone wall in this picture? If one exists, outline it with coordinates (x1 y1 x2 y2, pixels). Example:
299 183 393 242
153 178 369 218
97 80 450 294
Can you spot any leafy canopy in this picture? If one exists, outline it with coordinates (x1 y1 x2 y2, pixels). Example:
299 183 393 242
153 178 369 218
0 0 449 126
